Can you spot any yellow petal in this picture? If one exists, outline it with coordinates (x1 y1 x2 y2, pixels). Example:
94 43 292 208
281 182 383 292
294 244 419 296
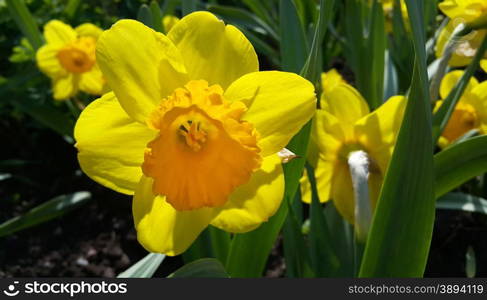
313 158 333 203
210 154 284 233
74 92 157 195
133 175 215 255
75 23 103 39
469 81 487 133
299 169 312 204
354 95 406 150
321 68 346 94
168 11 258 89
438 0 485 22
53 74 77 100
481 59 487 73
79 65 105 95
322 84 369 129
439 70 478 100
36 44 65 78
331 162 355 223
300 159 333 204
163 15 179 33
43 20 77 45
224 71 316 156
313 110 346 154
96 19 188 123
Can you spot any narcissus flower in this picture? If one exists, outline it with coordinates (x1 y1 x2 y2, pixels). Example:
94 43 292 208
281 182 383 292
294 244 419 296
36 20 106 100
301 70 406 223
74 12 316 255
435 0 487 67
435 70 487 147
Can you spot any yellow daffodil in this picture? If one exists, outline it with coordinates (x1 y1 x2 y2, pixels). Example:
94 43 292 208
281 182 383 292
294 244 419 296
36 20 106 100
74 12 316 255
435 0 487 67
163 15 179 33
301 70 406 223
435 70 487 147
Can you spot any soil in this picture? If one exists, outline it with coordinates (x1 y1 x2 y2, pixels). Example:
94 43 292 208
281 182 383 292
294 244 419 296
1 115 487 278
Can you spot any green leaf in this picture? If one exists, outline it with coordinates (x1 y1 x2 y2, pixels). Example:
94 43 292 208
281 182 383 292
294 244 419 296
208 226 230 264
306 165 340 277
242 0 278 32
117 253 165 278
207 4 279 41
301 0 334 82
0 192 91 237
6 0 43 50
359 0 435 277
182 0 198 16
161 0 178 17
437 192 487 215
224 198 289 277
150 1 164 33
168 258 229 278
182 227 213 263
434 136 487 198
11 97 75 139
389 0 414 92
432 35 487 144
64 0 81 20
137 4 154 29
367 0 386 107
343 0 385 108
466 246 476 278
279 0 308 73
282 191 312 277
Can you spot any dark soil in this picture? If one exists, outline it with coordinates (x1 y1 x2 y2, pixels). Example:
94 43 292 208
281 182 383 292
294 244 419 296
1 115 487 278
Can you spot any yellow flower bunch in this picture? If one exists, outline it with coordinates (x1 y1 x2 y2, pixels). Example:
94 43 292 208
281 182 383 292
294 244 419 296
74 12 316 255
435 0 487 70
302 70 406 223
36 20 107 100
436 70 487 147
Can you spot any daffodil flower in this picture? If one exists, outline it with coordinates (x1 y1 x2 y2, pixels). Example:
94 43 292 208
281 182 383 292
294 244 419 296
74 12 316 255
301 70 406 223
435 70 487 147
36 20 106 100
435 0 487 68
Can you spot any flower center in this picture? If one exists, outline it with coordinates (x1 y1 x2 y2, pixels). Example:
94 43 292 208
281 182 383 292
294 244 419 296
143 80 262 211
443 102 478 142
57 36 96 73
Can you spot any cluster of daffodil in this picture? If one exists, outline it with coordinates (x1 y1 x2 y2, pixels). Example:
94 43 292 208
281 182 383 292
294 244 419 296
432 0 487 146
30 0 487 259
435 0 487 72
435 70 487 147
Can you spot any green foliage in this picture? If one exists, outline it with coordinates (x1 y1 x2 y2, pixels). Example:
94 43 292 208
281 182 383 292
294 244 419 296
0 191 91 237
117 253 166 278
359 0 435 277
